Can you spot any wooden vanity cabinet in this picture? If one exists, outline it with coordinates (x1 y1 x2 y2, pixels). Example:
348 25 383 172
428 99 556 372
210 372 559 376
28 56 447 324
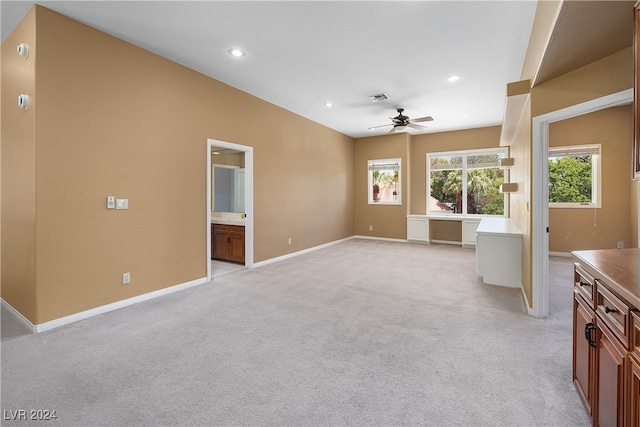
212 224 245 264
573 265 596 422
596 311 626 427
629 313 640 427
573 249 640 427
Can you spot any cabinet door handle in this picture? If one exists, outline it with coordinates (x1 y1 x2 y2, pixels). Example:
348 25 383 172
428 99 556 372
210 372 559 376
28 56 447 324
585 323 597 348
227 237 230 244
579 281 589 287
604 306 617 314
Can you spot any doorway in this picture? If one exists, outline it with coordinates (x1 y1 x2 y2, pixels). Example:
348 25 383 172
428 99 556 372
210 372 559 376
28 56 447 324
531 88 632 318
207 139 254 281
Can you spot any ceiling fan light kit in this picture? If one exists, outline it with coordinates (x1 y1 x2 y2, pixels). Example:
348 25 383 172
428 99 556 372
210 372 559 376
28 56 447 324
370 108 433 134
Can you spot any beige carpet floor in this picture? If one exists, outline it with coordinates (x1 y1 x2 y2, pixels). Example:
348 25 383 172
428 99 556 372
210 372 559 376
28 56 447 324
1 239 589 426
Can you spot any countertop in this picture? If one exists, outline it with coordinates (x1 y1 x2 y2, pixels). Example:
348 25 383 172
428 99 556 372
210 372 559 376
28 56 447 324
572 248 640 310
476 217 521 237
211 218 245 226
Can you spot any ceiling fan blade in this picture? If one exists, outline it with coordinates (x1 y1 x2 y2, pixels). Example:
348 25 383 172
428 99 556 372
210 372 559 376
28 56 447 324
411 116 434 123
369 124 393 129
407 123 428 131
387 127 397 134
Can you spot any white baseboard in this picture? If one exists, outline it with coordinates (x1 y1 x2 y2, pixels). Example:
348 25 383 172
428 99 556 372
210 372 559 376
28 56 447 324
1 299 36 334
253 235 416 269
252 236 356 268
429 239 462 246
4 276 209 334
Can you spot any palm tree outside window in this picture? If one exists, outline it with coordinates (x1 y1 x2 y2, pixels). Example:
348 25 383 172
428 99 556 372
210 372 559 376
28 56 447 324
428 148 507 216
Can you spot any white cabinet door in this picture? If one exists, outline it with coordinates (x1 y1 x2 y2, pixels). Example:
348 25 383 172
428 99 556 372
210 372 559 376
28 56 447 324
407 216 429 243
462 220 480 248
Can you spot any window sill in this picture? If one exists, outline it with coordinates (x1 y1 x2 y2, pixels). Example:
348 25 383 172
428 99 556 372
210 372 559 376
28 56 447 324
549 203 600 209
425 214 507 220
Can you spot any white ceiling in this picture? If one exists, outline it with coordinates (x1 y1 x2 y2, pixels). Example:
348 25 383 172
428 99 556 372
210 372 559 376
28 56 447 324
1 1 539 138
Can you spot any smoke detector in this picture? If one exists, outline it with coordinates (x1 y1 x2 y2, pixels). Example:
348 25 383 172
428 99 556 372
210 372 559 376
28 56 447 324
369 93 389 102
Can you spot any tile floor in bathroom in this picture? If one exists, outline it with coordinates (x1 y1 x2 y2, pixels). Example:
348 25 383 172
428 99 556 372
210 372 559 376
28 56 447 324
210 259 245 278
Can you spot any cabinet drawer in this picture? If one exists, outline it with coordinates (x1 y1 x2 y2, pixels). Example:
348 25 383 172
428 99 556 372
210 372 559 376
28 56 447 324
574 263 595 308
596 281 630 347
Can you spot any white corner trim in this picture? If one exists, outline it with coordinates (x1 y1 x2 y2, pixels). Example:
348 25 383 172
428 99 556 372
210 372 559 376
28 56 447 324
32 277 208 333
252 236 355 268
1 299 36 334
521 287 535 317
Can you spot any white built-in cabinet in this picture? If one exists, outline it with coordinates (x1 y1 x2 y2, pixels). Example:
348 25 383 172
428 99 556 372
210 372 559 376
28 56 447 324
461 219 481 248
475 218 522 288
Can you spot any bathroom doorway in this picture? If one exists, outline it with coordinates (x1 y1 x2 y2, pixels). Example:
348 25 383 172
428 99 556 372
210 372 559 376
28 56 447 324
207 139 254 281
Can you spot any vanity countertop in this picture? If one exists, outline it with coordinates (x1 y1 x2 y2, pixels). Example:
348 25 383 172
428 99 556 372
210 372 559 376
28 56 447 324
211 217 245 226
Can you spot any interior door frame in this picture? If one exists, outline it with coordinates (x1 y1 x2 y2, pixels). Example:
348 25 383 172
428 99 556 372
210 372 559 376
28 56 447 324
531 88 633 318
207 139 254 280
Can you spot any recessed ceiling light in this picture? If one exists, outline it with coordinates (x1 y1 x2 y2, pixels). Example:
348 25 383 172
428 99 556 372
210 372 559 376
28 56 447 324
228 48 245 57
324 102 333 107
447 75 461 82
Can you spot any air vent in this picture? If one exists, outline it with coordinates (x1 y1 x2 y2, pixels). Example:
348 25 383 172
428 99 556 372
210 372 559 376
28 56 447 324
369 93 389 102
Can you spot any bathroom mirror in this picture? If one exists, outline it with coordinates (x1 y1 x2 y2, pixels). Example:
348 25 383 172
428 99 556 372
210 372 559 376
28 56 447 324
212 150 245 213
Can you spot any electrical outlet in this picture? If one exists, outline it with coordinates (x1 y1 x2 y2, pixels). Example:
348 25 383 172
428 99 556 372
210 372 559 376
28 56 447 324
107 196 115 209
122 272 131 284
617 242 624 249
369 226 373 231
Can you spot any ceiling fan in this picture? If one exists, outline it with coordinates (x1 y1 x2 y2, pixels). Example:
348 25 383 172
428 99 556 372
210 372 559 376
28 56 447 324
369 108 433 134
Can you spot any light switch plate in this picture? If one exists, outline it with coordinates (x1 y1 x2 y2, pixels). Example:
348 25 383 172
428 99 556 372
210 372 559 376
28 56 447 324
107 196 115 209
116 199 129 210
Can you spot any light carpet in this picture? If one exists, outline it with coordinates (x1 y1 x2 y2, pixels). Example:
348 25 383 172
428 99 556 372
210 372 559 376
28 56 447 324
1 239 589 426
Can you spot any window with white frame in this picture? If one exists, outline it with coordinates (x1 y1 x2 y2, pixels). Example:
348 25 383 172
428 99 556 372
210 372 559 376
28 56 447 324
548 144 601 208
368 159 401 205
427 148 507 216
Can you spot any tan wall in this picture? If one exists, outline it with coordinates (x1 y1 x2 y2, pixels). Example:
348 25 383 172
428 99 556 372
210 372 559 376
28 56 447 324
548 105 632 252
429 220 462 243
508 96 532 306
1 8 37 320
409 126 502 242
354 133 409 239
2 6 354 324
520 0 563 82
508 48 633 309
410 126 502 215
532 48 633 117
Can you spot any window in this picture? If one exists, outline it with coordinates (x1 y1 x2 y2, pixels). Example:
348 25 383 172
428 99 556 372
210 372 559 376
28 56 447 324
548 144 601 208
427 148 507 216
368 159 401 205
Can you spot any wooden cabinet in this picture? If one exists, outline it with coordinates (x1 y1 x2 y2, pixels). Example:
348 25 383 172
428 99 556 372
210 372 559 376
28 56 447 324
573 264 596 422
212 224 245 264
573 249 640 427
596 321 626 427
629 312 640 427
